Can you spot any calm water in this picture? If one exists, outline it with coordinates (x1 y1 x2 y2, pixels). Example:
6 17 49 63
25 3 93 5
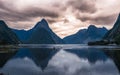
0 44 120 75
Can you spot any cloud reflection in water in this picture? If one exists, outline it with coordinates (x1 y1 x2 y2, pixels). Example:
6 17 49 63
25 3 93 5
1 49 119 75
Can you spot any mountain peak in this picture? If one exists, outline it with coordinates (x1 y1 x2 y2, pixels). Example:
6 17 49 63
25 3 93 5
41 18 47 23
88 25 97 29
33 18 50 30
87 25 98 34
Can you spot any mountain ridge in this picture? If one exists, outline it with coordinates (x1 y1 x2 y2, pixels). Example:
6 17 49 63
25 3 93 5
64 25 108 44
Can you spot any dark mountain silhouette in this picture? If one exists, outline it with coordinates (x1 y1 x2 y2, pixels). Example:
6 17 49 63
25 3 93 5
102 13 120 72
0 20 20 68
103 13 120 44
88 13 120 45
27 19 64 44
0 20 20 44
86 13 120 72
64 25 108 44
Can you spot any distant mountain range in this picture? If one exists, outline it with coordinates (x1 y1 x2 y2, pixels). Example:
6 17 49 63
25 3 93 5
0 19 109 44
63 25 108 44
4 15 120 44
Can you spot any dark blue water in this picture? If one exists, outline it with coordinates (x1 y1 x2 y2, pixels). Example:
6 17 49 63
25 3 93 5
0 44 120 75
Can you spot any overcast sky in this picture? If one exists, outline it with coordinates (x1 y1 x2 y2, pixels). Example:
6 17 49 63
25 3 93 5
0 0 120 38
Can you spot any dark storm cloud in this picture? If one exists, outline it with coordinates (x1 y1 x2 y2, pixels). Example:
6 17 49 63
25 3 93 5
67 0 97 13
77 14 117 25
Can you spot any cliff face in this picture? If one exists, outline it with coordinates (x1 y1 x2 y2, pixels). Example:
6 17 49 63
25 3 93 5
0 20 20 44
103 14 120 44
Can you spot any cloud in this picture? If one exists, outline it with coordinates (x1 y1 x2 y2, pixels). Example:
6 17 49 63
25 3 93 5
0 0 120 37
20 7 59 19
0 0 60 22
67 0 97 13
77 13 117 25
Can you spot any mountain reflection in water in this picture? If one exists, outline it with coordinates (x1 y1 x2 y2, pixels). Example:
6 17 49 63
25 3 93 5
0 44 120 75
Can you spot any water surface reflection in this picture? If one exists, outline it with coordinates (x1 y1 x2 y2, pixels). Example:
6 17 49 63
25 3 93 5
0 45 120 75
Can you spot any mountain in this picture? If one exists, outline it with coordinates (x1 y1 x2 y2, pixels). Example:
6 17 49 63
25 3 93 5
27 19 64 44
0 20 20 44
12 29 33 43
103 13 120 44
64 25 108 44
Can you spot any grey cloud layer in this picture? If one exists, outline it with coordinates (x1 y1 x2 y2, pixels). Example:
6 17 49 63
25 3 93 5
78 14 117 25
0 0 119 30
0 1 60 22
67 0 97 13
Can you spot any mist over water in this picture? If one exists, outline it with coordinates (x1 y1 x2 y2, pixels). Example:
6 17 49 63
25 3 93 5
0 44 120 75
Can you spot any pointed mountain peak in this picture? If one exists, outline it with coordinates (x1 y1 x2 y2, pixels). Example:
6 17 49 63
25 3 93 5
41 18 47 23
87 25 97 33
33 18 50 30
39 18 49 27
